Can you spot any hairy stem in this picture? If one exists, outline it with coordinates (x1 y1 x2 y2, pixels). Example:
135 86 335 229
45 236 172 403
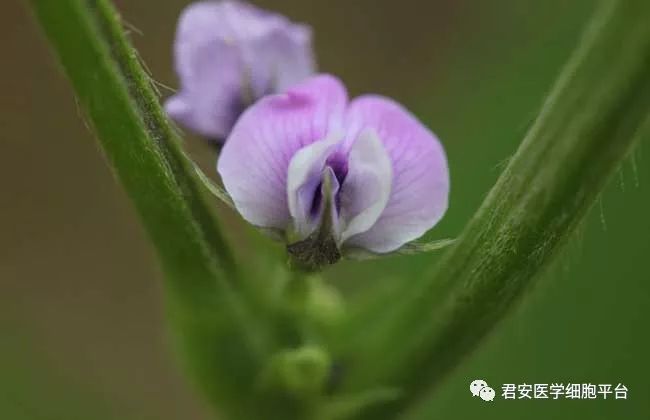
29 0 278 417
340 1 650 417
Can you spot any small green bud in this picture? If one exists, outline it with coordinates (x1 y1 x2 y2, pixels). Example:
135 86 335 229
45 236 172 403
261 346 331 397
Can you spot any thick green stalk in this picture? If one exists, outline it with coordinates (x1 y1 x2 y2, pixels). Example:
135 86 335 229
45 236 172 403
29 0 276 417
340 1 650 417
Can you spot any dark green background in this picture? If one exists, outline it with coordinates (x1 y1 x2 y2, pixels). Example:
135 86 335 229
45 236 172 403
1 0 647 419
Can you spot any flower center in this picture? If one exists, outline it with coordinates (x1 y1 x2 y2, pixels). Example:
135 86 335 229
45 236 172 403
309 151 348 219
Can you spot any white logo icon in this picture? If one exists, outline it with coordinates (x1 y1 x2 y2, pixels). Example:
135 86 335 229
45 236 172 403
470 379 495 402
480 386 496 401
470 379 488 396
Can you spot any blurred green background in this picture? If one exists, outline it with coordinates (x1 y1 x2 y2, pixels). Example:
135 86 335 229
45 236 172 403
1 0 648 419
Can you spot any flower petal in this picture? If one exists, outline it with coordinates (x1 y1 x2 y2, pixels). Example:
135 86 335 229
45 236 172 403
167 1 315 139
249 26 316 97
339 129 392 243
217 0 315 96
240 10 315 98
343 96 449 253
217 75 348 230
218 0 290 42
287 133 340 238
167 2 246 138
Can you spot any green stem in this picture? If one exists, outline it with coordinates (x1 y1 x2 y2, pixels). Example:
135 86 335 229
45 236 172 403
340 1 650 417
29 0 277 416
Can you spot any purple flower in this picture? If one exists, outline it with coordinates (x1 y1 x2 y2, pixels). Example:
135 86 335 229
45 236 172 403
165 0 315 141
218 75 449 263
